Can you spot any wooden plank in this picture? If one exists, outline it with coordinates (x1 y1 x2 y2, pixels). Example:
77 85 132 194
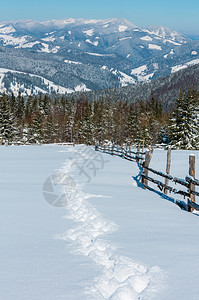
141 173 190 196
142 149 153 187
188 199 199 211
185 176 199 187
142 164 189 188
188 154 195 212
164 147 171 195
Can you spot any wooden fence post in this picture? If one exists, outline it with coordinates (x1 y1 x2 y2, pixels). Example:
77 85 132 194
136 144 140 162
129 144 131 157
121 146 124 157
141 142 144 161
111 144 114 155
142 148 153 187
188 154 195 212
164 147 171 195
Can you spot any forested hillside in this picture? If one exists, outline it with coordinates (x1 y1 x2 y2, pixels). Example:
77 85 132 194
1 88 199 149
80 63 199 109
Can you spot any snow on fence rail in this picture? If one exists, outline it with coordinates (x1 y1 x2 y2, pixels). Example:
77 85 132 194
95 144 199 213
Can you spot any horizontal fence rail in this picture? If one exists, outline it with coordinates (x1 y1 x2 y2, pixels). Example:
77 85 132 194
95 145 145 162
95 144 199 213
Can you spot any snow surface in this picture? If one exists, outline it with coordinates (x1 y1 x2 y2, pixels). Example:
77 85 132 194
116 71 135 86
163 39 181 46
83 19 102 24
153 63 159 70
42 36 56 42
0 34 28 47
110 69 135 86
83 29 94 36
2 146 199 300
140 36 152 42
148 44 162 50
102 66 108 70
74 84 91 92
86 39 98 46
38 43 60 53
42 18 75 28
131 65 147 76
118 25 128 32
0 25 16 34
119 37 132 41
145 26 186 45
131 65 153 82
64 59 82 65
86 52 113 57
171 59 199 73
18 41 41 49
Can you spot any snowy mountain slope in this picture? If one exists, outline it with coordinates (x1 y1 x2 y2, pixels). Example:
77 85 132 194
82 62 199 107
128 39 199 83
0 18 198 94
0 18 185 61
146 26 189 44
0 67 80 96
0 47 123 95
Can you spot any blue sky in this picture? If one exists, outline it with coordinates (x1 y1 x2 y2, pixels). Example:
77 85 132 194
0 0 198 35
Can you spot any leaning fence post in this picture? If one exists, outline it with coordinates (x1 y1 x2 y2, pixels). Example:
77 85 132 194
188 154 195 212
142 148 153 187
164 147 171 195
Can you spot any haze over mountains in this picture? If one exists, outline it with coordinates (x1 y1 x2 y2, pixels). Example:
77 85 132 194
0 18 198 96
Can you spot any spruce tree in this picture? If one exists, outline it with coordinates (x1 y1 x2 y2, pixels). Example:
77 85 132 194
168 90 199 149
0 92 16 144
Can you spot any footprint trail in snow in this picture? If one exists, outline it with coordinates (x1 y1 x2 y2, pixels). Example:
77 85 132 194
56 156 164 300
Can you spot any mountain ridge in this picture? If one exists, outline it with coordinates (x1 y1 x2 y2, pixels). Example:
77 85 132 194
0 18 198 96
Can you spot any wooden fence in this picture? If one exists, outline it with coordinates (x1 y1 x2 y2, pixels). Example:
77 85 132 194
95 144 199 213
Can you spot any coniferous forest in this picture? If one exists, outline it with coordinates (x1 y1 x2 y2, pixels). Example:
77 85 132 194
0 88 199 149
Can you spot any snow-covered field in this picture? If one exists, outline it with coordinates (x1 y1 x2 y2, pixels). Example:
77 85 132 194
1 145 199 300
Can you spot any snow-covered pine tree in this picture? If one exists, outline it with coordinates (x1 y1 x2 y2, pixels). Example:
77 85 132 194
0 92 16 144
127 104 139 144
27 111 45 144
92 99 106 144
168 90 199 149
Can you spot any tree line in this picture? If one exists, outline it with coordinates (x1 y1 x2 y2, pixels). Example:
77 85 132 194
0 89 198 149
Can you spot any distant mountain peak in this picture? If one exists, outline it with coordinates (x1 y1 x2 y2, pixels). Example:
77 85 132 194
146 25 190 44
